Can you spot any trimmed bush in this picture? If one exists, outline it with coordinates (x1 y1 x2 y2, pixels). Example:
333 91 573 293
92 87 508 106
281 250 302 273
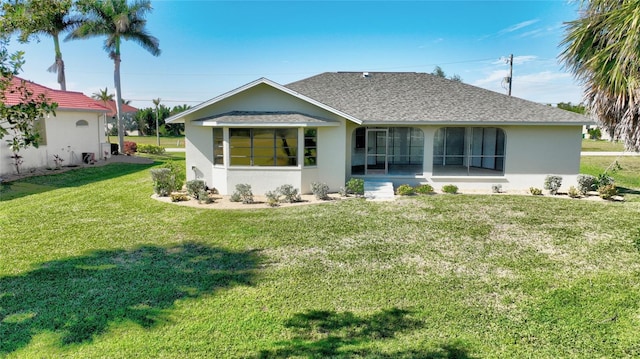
265 190 281 207
568 186 581 198
311 182 330 200
544 175 562 195
160 161 185 191
186 179 206 197
415 184 434 195
442 184 458 194
345 178 365 196
277 184 301 203
492 184 502 194
150 168 176 197
598 184 618 200
197 189 214 204
137 144 165 154
231 184 254 204
396 184 415 196
170 192 189 202
529 187 543 196
123 141 137 155
576 174 597 195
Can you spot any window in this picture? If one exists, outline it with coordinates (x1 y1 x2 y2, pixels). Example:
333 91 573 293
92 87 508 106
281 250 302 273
304 128 317 166
35 119 47 146
213 128 223 165
75 119 89 127
229 128 298 166
433 127 505 176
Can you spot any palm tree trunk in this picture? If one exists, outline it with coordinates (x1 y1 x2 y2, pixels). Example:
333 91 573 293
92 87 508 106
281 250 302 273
52 34 66 91
113 52 124 154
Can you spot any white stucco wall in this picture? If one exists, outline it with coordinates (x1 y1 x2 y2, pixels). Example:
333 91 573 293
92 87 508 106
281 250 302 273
185 122 215 188
1 111 105 176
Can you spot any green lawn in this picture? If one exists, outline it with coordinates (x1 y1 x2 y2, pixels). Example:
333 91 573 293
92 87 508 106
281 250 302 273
113 135 185 148
581 139 625 152
1 154 640 358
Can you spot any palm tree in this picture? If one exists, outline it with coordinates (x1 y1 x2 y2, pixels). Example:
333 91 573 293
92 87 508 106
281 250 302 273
92 87 115 103
560 0 640 151
67 0 160 154
152 97 160 146
1 0 80 90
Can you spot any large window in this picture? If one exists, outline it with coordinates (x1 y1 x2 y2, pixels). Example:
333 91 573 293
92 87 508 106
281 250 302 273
229 128 297 166
433 127 505 175
351 127 424 175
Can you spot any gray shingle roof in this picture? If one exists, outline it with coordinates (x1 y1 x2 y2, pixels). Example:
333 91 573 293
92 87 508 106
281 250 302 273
285 72 589 124
195 111 337 125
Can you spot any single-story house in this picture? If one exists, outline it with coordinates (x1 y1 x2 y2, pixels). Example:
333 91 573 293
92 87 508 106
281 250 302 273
1 76 110 176
165 71 591 195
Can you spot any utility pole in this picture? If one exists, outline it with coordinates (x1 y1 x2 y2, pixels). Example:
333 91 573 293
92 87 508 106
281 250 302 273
507 54 513 96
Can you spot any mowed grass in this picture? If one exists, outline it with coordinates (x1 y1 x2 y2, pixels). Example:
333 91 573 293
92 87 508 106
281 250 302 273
118 135 185 148
581 139 625 152
1 155 640 358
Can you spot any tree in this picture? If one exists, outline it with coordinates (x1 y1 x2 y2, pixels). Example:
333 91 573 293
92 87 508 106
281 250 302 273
0 39 57 159
1 0 80 91
67 0 160 154
91 87 114 103
431 66 463 83
556 102 586 115
152 97 160 146
560 0 640 150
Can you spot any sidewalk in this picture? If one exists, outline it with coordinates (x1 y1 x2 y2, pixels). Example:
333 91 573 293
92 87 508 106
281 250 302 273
581 151 640 156
165 148 185 152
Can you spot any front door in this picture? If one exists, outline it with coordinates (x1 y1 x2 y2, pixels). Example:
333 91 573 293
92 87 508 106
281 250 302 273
365 128 388 175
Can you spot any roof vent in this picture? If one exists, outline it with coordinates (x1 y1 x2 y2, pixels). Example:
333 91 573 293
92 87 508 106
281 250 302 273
362 72 370 78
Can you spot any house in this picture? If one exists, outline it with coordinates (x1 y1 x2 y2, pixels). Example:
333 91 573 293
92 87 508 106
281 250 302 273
165 72 591 195
1 76 110 176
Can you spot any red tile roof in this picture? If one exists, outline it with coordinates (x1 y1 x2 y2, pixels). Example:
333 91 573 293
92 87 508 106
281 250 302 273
99 100 138 117
2 76 108 112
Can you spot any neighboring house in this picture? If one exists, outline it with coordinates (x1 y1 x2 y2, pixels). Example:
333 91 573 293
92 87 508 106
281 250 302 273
165 72 591 195
99 100 139 135
1 77 109 176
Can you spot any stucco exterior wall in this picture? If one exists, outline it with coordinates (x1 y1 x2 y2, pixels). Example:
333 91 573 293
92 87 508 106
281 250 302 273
185 122 214 188
1 111 105 176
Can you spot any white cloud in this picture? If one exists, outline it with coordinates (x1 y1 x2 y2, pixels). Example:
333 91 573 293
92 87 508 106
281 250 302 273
498 19 540 35
473 70 583 104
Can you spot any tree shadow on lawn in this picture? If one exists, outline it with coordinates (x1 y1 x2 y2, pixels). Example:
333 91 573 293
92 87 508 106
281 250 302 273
0 162 155 201
257 308 476 358
0 243 260 355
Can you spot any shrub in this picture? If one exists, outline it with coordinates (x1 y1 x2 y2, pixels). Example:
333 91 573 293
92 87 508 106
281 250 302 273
311 182 330 200
396 184 415 196
161 161 185 191
170 193 189 202
137 144 165 154
265 190 281 207
492 184 502 194
197 189 214 204
232 183 254 204
150 168 176 197
442 184 458 194
345 178 365 196
588 127 602 140
415 184 434 195
544 175 563 195
596 173 614 188
576 174 597 195
529 187 543 196
277 184 301 203
598 184 618 200
568 186 581 198
338 186 349 197
186 179 206 197
123 141 137 155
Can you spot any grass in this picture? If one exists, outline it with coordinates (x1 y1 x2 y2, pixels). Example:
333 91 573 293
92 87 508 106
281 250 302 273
113 135 185 148
1 154 640 357
580 156 640 198
581 139 625 152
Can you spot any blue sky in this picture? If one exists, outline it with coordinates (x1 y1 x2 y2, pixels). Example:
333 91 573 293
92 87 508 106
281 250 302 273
8 0 585 109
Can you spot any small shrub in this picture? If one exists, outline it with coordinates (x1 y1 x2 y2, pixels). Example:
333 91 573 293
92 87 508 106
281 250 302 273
123 141 137 155
596 173 614 188
230 192 242 202
338 186 349 197
186 179 206 197
137 144 166 154
567 186 580 198
396 184 415 196
197 189 214 204
588 127 602 140
442 184 458 194
277 184 301 203
529 187 543 196
345 178 364 196
598 184 618 200
265 190 281 207
311 182 330 200
52 154 64 169
415 184 434 195
170 192 189 202
232 183 254 204
576 174 597 195
161 161 185 191
544 175 563 195
150 168 176 197
491 184 502 194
